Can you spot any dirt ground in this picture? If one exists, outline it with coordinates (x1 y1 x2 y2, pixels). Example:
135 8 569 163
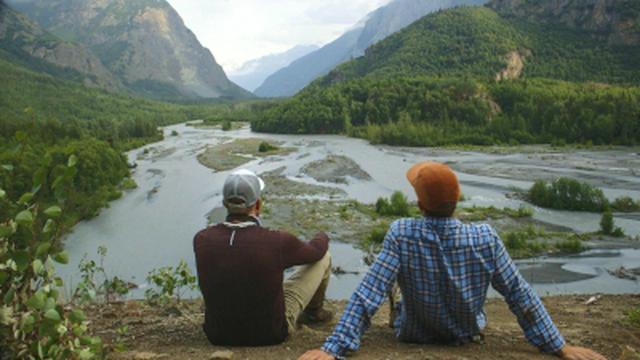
93 295 640 360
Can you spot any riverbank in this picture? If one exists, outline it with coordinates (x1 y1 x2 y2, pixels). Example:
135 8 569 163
93 295 640 359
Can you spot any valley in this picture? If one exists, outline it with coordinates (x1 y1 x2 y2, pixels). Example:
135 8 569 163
2 0 640 358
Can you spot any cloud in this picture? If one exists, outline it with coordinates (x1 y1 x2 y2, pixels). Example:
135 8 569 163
166 0 391 72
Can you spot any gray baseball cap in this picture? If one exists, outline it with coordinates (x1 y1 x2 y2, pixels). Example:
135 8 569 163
222 169 266 210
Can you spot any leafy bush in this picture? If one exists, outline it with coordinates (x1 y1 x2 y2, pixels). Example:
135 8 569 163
556 238 584 253
221 120 232 131
144 260 197 305
73 246 131 304
375 191 411 217
528 178 608 212
258 141 279 153
611 196 640 212
600 210 626 237
600 211 614 235
0 154 104 359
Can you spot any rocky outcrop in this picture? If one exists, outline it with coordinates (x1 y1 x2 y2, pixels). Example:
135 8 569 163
0 3 121 90
8 0 251 99
495 50 530 81
488 0 640 46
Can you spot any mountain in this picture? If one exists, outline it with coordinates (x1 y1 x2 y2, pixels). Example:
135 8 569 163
229 45 318 92
252 2 640 146
254 0 487 98
318 1 640 86
0 2 121 90
489 0 640 46
7 0 251 100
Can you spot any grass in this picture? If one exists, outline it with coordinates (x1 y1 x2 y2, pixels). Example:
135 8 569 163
197 138 295 171
458 205 533 222
627 307 640 328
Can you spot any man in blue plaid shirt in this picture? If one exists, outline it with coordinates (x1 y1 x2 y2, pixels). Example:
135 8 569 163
299 162 606 360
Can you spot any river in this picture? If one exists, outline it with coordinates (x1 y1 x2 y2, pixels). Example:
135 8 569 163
58 123 640 300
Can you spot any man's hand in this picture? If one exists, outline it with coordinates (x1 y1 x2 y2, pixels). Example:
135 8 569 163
297 349 335 360
558 345 607 360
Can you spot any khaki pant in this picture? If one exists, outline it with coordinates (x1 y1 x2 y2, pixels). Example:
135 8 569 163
283 252 331 333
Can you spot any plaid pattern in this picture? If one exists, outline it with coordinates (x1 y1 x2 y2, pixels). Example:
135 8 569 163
322 217 565 358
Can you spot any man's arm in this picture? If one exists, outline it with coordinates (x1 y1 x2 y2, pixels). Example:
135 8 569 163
281 231 329 268
305 223 401 359
490 231 606 359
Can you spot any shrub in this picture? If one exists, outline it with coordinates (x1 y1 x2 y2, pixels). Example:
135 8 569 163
528 177 608 212
600 210 614 235
611 196 640 212
145 260 197 305
556 238 583 253
258 141 279 153
221 120 232 131
73 246 131 304
170 130 179 136
375 191 411 217
0 154 104 358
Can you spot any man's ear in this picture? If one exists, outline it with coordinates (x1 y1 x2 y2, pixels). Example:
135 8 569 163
255 198 262 212
417 200 426 214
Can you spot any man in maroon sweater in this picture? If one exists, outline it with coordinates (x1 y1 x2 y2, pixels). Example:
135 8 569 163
194 169 332 346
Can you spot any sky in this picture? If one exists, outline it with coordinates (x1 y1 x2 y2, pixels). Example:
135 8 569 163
166 0 392 74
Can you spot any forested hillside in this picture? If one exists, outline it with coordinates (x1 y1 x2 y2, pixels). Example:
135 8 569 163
252 4 640 146
255 0 487 98
0 57 224 226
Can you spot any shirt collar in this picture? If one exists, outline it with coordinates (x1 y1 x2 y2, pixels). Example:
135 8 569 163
422 216 460 229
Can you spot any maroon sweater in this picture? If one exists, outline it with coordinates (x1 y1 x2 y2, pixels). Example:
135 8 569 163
193 216 329 346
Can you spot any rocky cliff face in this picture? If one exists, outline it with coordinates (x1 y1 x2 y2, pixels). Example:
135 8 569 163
0 2 121 89
8 0 250 99
488 0 640 46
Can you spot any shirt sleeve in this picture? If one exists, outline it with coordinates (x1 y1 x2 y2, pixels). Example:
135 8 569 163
281 231 329 268
490 230 566 354
321 223 401 358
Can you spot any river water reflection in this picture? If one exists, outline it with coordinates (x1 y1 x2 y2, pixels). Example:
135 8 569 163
59 123 640 299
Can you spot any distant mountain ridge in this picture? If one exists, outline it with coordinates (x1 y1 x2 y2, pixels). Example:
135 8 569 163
0 2 122 90
7 0 251 100
230 45 319 92
252 1 640 145
316 1 640 86
254 0 487 98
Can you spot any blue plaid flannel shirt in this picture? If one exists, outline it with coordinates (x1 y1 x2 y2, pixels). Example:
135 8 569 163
322 217 565 358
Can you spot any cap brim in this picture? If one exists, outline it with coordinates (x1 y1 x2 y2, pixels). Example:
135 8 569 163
257 176 265 191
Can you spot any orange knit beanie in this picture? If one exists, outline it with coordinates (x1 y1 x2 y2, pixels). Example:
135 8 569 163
406 161 460 217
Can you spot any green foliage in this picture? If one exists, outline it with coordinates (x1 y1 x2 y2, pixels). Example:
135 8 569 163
144 260 197 305
461 205 533 221
375 191 411 217
326 6 640 85
361 222 391 252
221 120 232 131
611 197 640 212
556 238 584 253
258 141 279 153
626 307 640 328
0 154 104 359
120 178 138 190
73 246 131 304
528 178 608 212
251 6 640 147
600 211 615 235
